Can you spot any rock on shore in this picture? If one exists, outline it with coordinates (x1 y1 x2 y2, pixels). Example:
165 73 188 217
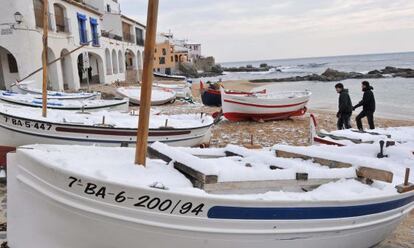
250 67 414 83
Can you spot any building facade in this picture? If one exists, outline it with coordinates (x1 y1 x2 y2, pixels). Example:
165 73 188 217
153 32 202 75
0 0 145 91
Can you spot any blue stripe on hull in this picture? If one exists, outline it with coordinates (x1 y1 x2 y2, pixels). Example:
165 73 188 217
207 194 414 220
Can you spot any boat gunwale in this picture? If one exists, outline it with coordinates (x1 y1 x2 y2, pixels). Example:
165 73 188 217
0 109 215 131
15 146 414 207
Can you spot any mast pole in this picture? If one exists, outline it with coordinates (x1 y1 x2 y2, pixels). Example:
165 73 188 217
41 0 49 117
135 0 159 166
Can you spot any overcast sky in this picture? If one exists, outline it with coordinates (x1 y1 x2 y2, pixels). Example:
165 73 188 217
119 0 414 63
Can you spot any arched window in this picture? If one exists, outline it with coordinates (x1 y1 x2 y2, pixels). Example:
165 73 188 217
54 4 66 32
33 0 44 28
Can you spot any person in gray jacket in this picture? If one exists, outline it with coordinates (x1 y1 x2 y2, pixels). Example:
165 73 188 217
335 83 353 130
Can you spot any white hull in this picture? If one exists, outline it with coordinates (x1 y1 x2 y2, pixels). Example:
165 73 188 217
13 81 100 100
154 83 192 98
8 150 414 248
221 88 311 121
116 87 177 106
0 91 128 111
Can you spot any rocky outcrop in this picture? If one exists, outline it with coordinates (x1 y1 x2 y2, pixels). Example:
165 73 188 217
223 64 281 73
250 67 414 83
178 61 224 78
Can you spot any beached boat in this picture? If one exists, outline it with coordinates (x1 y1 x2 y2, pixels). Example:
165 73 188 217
153 82 192 99
221 87 311 121
200 82 266 107
200 81 222 106
309 114 398 146
13 80 100 100
153 71 187 81
116 86 177 105
7 140 414 248
0 91 128 111
0 104 213 164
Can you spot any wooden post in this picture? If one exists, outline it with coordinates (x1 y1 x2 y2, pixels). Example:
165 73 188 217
41 0 49 117
135 0 159 166
404 168 410 186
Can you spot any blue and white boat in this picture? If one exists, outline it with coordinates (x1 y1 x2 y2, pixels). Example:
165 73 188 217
0 91 128 111
13 80 100 100
6 141 414 248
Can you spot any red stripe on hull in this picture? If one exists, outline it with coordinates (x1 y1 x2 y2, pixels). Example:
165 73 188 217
0 146 16 167
224 99 308 108
223 108 307 122
55 127 191 136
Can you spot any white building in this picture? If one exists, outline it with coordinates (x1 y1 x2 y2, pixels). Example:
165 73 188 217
0 0 145 91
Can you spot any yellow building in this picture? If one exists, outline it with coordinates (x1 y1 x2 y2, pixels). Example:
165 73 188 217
153 33 190 75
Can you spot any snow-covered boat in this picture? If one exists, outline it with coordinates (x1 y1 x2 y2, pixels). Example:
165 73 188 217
309 114 399 146
153 71 187 80
221 87 311 121
116 86 177 105
0 104 213 166
13 80 100 100
0 91 128 111
7 140 414 248
153 82 192 98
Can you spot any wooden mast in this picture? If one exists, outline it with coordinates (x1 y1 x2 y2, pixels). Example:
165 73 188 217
135 0 159 166
41 0 49 117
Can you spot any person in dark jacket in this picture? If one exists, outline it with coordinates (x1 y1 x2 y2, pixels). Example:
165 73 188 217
335 83 353 130
353 81 376 130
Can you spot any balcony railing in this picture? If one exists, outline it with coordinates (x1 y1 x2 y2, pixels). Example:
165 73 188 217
123 32 135 43
101 30 123 41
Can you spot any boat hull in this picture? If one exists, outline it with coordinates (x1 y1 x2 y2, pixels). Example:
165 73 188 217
0 112 212 166
12 81 101 100
116 87 176 106
7 150 414 248
221 89 310 121
201 90 222 107
0 92 128 111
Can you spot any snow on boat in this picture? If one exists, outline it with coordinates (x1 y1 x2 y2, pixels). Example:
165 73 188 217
221 87 311 121
153 71 187 80
0 91 128 111
116 86 177 105
7 140 414 248
153 82 192 99
13 80 100 100
309 114 402 146
0 104 213 166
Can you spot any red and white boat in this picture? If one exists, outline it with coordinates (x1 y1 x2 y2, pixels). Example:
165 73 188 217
220 87 311 121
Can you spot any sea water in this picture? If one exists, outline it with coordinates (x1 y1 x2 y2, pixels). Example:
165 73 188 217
199 52 414 121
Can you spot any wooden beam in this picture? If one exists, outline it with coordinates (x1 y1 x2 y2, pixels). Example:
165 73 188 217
356 166 394 183
204 178 341 194
41 0 49 118
135 0 159 166
275 150 353 168
147 146 218 188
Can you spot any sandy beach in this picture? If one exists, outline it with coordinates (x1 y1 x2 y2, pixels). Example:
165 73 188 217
1 79 413 246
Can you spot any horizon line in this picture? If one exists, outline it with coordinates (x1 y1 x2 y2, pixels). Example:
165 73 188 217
218 50 414 65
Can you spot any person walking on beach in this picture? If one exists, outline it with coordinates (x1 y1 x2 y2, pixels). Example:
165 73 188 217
353 81 376 130
335 83 353 130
